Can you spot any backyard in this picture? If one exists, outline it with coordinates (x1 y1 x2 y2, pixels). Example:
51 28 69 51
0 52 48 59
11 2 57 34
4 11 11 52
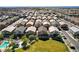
16 38 68 52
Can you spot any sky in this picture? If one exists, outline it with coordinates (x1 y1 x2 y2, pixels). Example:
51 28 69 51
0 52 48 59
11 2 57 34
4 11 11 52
0 0 79 7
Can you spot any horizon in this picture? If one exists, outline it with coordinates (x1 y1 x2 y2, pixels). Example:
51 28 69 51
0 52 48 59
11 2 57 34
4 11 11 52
0 6 79 8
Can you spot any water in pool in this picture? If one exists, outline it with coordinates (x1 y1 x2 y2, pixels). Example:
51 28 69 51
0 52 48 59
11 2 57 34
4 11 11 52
0 41 9 49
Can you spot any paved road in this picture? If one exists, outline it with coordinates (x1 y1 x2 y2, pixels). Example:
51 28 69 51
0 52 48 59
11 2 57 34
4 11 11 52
56 19 79 52
62 30 79 52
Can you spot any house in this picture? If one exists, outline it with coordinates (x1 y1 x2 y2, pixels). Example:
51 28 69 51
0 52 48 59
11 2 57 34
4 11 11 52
29 12 34 16
53 16 57 20
27 16 31 20
59 21 69 30
0 22 7 30
47 16 52 20
49 26 59 38
2 26 16 33
49 26 59 33
42 16 47 20
49 20 58 27
20 19 28 26
14 18 23 27
69 26 79 34
25 26 36 37
22 19 28 23
38 26 49 40
26 20 34 27
37 16 41 19
35 19 42 28
32 16 36 20
2 26 16 37
69 26 79 39
42 20 50 29
20 21 26 26
38 26 48 35
4 19 12 25
13 26 26 37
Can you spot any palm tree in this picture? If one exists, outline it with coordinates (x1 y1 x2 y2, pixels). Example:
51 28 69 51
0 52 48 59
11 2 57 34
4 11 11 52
21 40 27 50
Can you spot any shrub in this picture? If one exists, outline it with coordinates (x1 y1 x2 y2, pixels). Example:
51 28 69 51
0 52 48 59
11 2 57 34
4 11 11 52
29 35 36 42
11 43 19 52
50 32 64 43
2 31 11 38
49 31 59 38
53 35 64 43
26 31 35 38
61 24 69 30
0 33 3 40
21 40 27 50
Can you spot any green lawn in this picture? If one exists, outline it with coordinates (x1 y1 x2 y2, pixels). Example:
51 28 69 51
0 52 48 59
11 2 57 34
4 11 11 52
16 38 68 52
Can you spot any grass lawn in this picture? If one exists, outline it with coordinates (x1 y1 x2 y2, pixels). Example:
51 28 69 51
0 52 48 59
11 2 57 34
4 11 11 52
16 38 68 52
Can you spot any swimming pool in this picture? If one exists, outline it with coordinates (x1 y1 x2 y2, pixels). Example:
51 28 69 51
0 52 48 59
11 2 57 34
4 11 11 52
0 41 9 49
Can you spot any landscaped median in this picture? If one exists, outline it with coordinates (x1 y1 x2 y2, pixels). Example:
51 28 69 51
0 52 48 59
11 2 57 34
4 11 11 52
15 38 69 52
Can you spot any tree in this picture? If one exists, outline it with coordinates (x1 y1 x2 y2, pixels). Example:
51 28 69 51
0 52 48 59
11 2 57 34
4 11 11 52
61 24 69 30
11 43 19 52
29 35 36 43
50 31 59 38
50 31 64 43
0 33 3 40
26 31 35 38
21 40 27 50
74 31 79 39
53 35 64 43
